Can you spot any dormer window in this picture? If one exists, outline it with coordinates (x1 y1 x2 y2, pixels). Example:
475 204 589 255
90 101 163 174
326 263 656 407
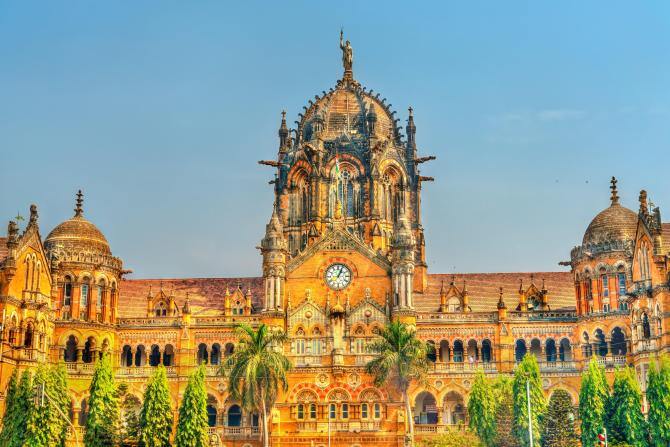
155 301 168 317
447 297 460 313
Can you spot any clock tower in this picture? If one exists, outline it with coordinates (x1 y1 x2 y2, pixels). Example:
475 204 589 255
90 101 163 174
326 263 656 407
259 32 435 339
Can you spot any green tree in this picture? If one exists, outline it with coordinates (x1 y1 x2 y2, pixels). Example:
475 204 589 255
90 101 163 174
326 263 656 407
2 370 33 447
494 377 519 447
139 365 173 447
418 428 484 447
513 354 546 447
366 320 432 438
175 365 208 447
117 384 141 447
24 363 71 447
0 369 19 447
468 370 496 447
223 324 291 447
579 357 610 447
85 353 120 447
606 367 647 447
647 355 670 447
542 390 578 447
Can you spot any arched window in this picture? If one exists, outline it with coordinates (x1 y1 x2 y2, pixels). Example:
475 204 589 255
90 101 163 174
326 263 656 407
63 276 73 308
545 339 557 363
82 337 95 363
447 297 460 313
381 167 402 222
374 403 381 419
642 314 651 339
617 270 627 296
329 403 336 419
309 403 317 419
121 345 133 367
149 345 161 366
515 340 527 362
341 403 349 419
65 335 78 362
224 343 234 357
210 343 221 365
80 278 90 320
559 338 572 362
197 343 208 365
466 340 479 363
79 399 88 426
530 339 542 360
207 404 217 427
595 329 608 357
227 405 242 427
611 327 627 356
452 340 464 363
414 392 438 425
582 332 592 358
297 404 304 420
481 339 492 363
96 279 105 322
439 340 450 363
427 340 436 362
163 344 174 366
24 323 34 348
361 403 369 419
155 301 168 317
135 345 146 367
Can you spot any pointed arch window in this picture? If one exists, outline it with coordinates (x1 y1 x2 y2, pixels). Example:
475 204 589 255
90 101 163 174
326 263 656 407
63 276 73 307
80 278 90 320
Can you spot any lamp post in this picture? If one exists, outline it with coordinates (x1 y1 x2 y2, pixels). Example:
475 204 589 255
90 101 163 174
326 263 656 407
526 380 533 447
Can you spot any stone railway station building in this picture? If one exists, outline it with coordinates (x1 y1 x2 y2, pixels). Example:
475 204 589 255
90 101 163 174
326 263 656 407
1 38 669 446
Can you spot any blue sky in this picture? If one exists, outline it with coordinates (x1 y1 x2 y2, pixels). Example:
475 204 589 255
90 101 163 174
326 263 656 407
1 1 668 278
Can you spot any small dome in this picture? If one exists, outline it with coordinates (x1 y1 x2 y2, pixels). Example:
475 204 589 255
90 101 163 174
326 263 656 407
582 177 638 245
44 190 111 256
582 203 638 245
45 216 111 255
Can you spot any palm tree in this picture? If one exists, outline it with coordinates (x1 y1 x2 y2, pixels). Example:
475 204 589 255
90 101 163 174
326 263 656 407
223 323 291 447
365 320 432 438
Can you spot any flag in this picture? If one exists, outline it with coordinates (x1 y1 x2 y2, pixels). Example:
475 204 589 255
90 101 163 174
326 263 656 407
334 152 341 178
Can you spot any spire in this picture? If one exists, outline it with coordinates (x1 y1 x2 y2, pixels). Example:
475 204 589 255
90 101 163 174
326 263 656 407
497 287 506 309
610 176 619 205
639 190 648 215
28 204 38 227
406 106 416 149
278 110 289 152
182 292 191 315
74 190 84 217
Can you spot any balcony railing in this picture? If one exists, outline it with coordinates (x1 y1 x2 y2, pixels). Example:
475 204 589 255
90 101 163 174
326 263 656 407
206 426 260 438
432 361 496 372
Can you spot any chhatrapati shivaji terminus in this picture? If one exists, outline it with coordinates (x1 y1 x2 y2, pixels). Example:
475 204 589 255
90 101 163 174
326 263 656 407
1 33 669 447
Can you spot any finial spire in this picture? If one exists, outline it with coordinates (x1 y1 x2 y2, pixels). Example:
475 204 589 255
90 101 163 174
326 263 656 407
74 190 84 217
610 177 619 205
497 287 506 309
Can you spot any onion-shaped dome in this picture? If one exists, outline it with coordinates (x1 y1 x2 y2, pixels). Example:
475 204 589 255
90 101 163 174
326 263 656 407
582 178 638 245
44 190 111 256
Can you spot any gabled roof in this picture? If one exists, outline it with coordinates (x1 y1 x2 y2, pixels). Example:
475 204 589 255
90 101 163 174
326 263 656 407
118 277 263 318
287 227 390 273
418 272 575 313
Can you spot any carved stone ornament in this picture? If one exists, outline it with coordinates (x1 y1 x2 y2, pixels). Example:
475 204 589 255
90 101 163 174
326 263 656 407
316 373 330 388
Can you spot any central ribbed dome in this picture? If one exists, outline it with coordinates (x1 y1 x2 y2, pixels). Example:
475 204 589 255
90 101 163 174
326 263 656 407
300 86 397 142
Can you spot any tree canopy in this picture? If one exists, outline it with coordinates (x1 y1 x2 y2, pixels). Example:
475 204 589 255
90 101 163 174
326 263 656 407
139 365 173 447
512 354 546 447
579 357 609 447
176 365 209 447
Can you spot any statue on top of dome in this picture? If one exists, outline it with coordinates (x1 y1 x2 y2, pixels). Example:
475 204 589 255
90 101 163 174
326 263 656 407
339 29 353 73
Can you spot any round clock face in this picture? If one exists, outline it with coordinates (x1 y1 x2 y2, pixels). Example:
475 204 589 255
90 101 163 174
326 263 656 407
324 263 352 290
